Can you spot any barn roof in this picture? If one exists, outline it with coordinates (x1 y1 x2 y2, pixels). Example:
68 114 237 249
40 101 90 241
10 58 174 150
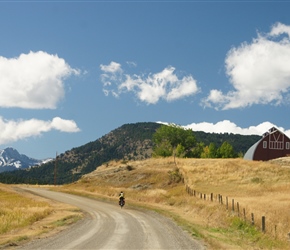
244 140 260 160
244 126 290 161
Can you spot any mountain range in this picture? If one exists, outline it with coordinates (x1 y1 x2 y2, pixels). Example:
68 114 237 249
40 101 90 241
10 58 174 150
0 147 51 173
0 122 260 184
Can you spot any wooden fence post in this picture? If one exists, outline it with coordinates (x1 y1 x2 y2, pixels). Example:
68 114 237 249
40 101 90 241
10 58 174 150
262 216 266 233
211 193 213 201
243 208 246 221
237 202 240 217
232 199 235 212
226 197 228 210
251 213 255 225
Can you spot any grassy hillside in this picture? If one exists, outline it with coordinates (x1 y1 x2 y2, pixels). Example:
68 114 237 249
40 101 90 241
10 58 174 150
59 157 290 249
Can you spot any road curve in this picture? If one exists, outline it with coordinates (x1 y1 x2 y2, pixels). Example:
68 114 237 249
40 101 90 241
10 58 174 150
18 188 205 250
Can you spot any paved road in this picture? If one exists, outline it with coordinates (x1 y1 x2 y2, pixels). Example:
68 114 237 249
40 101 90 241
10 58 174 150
18 188 205 250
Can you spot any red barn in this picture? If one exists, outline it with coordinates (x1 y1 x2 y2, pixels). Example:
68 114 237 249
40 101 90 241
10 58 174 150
244 127 290 161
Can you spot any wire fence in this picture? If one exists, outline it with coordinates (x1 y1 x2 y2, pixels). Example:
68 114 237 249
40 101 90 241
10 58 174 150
184 183 289 242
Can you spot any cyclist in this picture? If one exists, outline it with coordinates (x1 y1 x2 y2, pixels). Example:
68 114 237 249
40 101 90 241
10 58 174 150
119 191 125 205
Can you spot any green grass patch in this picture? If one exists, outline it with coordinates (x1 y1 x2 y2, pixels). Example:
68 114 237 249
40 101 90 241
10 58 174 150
52 214 82 227
227 217 287 249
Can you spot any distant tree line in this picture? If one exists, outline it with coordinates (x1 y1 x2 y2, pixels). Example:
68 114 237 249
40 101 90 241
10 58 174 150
153 124 241 159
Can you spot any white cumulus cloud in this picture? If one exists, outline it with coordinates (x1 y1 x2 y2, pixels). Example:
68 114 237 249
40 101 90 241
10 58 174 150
100 61 122 73
158 120 290 138
202 22 290 110
0 117 80 145
100 62 199 104
0 51 80 109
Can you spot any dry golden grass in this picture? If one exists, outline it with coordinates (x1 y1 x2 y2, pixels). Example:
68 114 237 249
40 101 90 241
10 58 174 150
60 157 290 249
0 184 82 248
180 158 290 241
0 184 53 235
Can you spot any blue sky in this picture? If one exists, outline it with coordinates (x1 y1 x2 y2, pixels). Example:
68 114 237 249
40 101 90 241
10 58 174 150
0 1 290 159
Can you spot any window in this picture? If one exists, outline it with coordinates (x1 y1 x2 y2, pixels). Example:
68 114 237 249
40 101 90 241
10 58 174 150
263 141 267 149
269 132 284 150
286 142 290 150
269 141 284 149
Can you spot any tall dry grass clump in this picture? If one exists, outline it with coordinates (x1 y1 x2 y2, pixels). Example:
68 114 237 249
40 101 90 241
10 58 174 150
0 184 53 235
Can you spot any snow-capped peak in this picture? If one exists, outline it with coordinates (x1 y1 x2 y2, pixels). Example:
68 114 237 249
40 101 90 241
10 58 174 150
0 147 48 173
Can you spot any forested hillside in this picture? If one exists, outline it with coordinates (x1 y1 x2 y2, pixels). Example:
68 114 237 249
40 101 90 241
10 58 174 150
0 122 260 185
194 130 259 154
